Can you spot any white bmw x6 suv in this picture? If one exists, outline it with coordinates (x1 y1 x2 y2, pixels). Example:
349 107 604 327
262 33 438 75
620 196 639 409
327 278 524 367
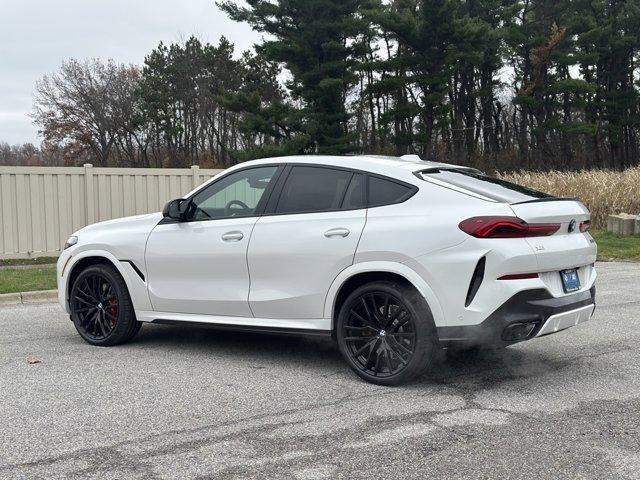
57 155 597 385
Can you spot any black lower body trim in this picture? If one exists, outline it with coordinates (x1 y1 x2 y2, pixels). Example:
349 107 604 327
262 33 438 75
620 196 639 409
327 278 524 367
151 319 332 338
437 285 596 348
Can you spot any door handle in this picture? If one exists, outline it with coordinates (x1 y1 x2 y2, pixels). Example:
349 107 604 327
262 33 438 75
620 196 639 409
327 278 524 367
222 231 244 242
324 227 350 238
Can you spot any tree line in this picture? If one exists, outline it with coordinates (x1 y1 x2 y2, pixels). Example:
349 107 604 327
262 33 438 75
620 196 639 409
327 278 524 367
6 0 639 172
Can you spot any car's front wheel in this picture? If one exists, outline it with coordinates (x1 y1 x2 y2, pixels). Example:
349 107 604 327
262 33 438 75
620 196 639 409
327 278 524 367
336 281 438 386
70 263 141 346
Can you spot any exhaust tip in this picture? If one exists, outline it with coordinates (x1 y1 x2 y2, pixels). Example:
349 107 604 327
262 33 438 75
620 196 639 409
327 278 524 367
502 321 539 341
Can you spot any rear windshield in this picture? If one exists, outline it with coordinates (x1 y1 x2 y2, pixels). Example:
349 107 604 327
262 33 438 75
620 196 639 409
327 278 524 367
418 169 553 203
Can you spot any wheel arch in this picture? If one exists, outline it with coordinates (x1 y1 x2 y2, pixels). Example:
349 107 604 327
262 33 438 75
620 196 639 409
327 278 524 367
63 250 151 312
324 262 445 331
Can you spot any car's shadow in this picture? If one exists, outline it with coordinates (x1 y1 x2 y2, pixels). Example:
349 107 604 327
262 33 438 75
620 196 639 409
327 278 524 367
131 323 345 372
421 345 571 388
130 323 569 386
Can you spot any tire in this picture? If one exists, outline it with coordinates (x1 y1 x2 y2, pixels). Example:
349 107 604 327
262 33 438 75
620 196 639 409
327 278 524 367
69 263 141 346
336 280 438 386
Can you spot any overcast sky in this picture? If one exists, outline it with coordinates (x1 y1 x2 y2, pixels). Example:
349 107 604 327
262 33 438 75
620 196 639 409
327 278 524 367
0 0 261 145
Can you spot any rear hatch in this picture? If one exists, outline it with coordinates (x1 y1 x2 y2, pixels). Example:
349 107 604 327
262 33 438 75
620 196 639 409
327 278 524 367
417 168 597 284
509 198 594 270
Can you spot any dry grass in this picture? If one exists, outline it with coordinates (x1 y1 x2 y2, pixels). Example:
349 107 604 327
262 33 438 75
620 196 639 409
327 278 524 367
500 167 640 229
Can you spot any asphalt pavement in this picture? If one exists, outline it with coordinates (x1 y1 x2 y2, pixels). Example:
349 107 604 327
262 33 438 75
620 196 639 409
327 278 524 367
1 262 639 479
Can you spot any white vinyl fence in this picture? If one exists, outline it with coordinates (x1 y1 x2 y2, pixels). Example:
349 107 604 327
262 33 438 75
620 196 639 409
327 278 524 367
0 164 222 259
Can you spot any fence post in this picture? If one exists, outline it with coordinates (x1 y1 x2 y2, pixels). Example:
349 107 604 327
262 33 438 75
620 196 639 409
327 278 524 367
84 163 95 225
191 165 200 189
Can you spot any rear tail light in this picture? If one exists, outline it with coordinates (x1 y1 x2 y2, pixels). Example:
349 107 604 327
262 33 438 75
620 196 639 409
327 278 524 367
579 220 591 233
498 273 539 280
459 216 560 238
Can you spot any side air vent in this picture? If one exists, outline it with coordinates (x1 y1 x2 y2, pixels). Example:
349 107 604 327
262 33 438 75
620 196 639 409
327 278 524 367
121 260 145 282
465 256 486 307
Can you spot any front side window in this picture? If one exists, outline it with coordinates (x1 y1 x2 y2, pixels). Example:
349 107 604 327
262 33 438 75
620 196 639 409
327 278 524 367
189 166 278 220
275 166 353 214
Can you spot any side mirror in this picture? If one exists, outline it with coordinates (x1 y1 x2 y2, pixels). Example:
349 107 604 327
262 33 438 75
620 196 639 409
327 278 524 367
163 198 189 221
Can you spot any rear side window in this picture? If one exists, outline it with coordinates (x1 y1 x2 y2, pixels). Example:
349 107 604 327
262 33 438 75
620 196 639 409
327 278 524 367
369 176 414 207
419 169 552 203
276 166 352 214
342 173 366 210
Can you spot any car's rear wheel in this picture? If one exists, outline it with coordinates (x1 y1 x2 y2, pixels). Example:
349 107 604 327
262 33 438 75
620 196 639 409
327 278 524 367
70 264 141 346
336 281 438 386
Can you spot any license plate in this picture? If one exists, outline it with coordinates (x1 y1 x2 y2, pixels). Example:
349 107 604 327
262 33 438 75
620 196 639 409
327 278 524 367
560 269 580 293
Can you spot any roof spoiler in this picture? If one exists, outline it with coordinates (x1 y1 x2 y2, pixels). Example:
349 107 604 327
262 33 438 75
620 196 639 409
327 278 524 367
415 166 484 176
510 197 580 205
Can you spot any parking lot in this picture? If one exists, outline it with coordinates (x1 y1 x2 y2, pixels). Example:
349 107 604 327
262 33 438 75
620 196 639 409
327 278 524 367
1 261 639 479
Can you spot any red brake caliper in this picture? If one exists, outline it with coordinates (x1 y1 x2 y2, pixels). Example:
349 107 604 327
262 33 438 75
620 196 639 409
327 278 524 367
106 299 119 326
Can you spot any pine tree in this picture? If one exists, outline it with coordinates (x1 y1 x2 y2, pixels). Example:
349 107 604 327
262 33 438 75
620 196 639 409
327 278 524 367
372 0 457 159
574 0 640 168
218 0 371 157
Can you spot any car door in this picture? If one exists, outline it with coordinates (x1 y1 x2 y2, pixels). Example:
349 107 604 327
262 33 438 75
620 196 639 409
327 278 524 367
145 165 281 316
248 165 367 319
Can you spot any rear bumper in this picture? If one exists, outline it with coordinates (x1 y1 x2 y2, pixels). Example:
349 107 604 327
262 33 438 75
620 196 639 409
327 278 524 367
437 285 596 348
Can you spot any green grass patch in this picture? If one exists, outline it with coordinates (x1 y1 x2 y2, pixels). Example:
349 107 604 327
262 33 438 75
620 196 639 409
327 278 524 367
591 230 640 261
0 256 58 267
0 266 57 294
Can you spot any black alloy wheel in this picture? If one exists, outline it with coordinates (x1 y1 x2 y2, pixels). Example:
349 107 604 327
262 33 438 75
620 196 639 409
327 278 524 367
337 281 438 385
72 272 119 340
70 264 141 346
342 292 416 377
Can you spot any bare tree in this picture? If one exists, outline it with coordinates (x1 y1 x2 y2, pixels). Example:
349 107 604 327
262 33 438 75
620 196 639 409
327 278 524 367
0 141 47 166
32 59 141 167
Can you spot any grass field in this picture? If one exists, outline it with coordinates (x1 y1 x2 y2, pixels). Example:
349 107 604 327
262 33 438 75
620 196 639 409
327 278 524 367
0 265 57 294
0 257 58 268
591 230 640 262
